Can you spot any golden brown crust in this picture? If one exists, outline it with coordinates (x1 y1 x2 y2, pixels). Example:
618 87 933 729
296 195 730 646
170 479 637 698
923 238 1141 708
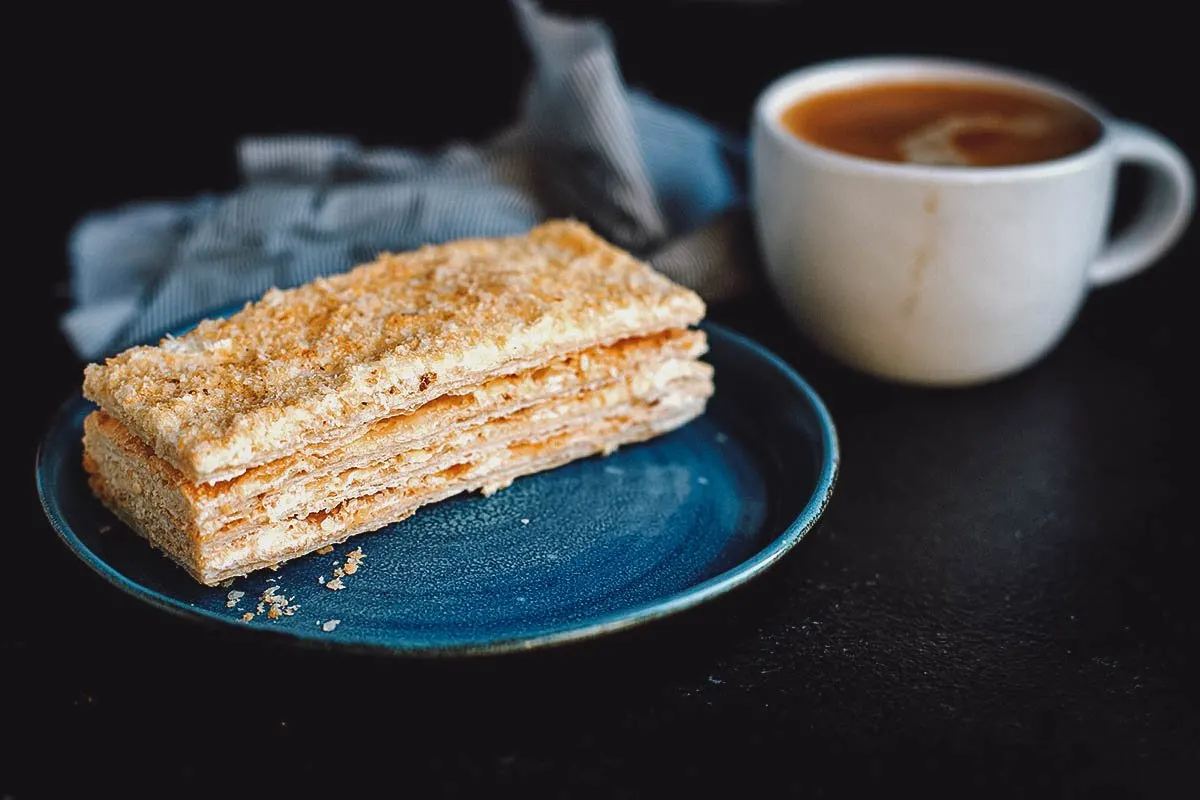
83 220 706 483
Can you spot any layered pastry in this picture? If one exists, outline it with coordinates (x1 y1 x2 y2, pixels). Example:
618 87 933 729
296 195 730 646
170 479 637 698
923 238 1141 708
80 220 713 585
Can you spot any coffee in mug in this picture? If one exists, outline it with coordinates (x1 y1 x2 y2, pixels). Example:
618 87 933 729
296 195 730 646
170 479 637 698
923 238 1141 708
751 57 1194 386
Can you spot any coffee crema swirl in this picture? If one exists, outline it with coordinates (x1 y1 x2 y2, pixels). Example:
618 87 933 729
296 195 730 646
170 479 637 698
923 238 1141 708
781 81 1101 167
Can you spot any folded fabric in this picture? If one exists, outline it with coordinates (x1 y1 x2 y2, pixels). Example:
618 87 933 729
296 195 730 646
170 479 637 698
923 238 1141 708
62 0 754 360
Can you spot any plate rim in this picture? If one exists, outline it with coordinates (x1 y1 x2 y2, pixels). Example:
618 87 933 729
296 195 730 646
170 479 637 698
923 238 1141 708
36 321 839 657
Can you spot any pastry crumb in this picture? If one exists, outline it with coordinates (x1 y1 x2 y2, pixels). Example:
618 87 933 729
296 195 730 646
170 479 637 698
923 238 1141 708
342 548 365 576
481 479 512 497
332 566 345 579
225 589 245 608
241 612 254 622
251 585 299 621
325 577 345 591
521 518 530 525
321 619 341 632
317 545 334 555
318 575 326 584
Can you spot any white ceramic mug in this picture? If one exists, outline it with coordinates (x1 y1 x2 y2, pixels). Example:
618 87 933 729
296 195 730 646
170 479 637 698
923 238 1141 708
750 56 1194 386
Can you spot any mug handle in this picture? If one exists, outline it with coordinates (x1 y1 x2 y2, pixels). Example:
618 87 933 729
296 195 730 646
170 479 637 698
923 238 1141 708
1090 120 1195 286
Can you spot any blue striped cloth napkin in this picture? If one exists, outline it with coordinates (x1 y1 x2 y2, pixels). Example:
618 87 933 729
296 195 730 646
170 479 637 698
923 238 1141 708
61 0 753 360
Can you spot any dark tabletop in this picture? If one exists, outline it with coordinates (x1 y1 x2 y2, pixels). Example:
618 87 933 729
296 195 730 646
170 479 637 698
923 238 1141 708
12 1 1197 796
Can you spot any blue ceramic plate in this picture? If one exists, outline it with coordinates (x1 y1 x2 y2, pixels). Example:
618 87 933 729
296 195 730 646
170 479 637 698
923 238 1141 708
37 321 837 656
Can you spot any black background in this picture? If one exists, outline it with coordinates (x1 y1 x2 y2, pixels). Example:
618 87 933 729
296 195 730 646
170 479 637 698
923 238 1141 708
12 1 1197 797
